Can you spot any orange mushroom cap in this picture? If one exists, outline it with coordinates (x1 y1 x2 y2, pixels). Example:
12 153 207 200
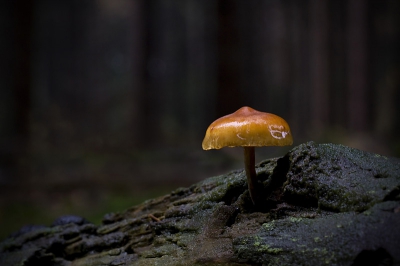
202 106 293 150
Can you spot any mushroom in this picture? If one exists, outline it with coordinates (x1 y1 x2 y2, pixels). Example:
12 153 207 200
202 106 293 205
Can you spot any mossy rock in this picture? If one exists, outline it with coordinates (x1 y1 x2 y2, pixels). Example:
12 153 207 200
1 142 399 265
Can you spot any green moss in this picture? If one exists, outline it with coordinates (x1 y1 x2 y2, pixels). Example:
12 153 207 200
262 221 276 231
363 210 372 216
289 217 303 223
258 245 283 254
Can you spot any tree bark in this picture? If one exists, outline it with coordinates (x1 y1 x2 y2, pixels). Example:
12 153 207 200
1 142 400 265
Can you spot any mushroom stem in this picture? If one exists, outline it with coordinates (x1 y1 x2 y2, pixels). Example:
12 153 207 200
243 146 259 205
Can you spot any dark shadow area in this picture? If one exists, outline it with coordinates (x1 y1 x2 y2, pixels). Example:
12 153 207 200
352 248 393 266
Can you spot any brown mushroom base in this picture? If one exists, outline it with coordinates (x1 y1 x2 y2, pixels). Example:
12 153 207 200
243 146 260 205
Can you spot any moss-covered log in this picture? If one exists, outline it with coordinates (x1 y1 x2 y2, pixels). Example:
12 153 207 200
1 142 400 265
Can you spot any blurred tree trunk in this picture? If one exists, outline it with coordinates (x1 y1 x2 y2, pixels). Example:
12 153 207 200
330 0 346 128
136 0 158 147
347 0 368 132
265 1 290 114
184 1 218 141
309 0 329 133
129 0 146 147
216 0 243 117
0 2 14 182
288 1 312 136
372 0 400 138
288 1 311 136
13 1 34 181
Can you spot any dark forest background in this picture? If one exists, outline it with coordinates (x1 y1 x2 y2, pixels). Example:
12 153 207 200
1 0 399 239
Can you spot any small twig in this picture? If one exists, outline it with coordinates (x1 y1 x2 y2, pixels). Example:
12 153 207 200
148 213 161 222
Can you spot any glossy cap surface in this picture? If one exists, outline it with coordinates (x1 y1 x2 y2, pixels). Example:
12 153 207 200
202 106 293 150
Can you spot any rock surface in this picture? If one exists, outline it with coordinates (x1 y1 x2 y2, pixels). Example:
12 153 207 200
1 142 400 265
